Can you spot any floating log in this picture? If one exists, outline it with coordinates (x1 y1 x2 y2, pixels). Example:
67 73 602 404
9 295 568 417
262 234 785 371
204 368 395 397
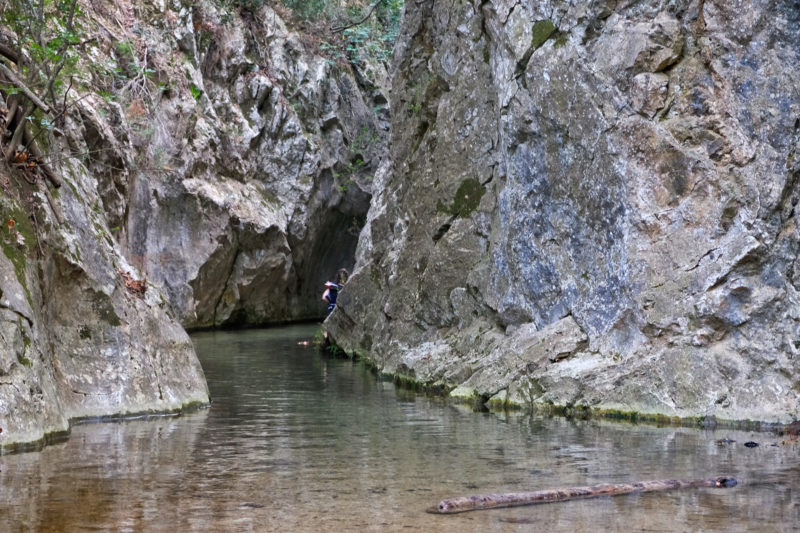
431 476 738 514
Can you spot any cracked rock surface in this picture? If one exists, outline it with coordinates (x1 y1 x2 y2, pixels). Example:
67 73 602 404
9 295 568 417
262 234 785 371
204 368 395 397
1 0 386 448
328 0 800 423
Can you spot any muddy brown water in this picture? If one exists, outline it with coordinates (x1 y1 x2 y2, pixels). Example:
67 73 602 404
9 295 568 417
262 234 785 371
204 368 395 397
1 325 798 532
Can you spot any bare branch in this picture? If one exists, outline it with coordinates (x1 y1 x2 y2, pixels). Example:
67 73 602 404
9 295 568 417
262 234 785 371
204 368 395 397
331 0 384 33
0 43 19 63
5 95 20 124
5 101 33 161
0 62 52 115
23 124 62 188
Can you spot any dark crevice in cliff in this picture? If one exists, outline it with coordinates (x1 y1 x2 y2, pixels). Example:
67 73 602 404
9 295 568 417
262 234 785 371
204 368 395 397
213 245 241 327
156 358 165 401
432 214 457 244
287 167 370 321
409 120 430 159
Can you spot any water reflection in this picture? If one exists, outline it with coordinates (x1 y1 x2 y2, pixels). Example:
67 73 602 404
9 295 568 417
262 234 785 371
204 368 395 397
1 325 797 532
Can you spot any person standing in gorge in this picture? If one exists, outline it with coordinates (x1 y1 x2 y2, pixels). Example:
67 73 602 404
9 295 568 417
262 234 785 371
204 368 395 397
322 268 349 316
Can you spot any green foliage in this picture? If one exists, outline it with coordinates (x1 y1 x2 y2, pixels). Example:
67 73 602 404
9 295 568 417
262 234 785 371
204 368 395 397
313 328 327 348
116 40 135 60
216 0 268 12
190 84 203 100
287 1 403 68
333 155 367 192
326 343 346 358
280 0 327 20
333 171 352 192
341 24 391 64
0 205 35 307
0 0 84 110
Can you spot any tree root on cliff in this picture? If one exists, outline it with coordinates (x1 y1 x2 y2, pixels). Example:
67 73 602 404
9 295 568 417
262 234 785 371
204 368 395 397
429 476 738 514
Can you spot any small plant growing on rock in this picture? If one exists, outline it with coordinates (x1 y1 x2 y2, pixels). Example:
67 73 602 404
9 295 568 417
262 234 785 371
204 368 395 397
0 0 87 226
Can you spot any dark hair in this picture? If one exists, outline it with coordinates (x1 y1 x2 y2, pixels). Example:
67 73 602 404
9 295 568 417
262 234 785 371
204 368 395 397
336 268 349 285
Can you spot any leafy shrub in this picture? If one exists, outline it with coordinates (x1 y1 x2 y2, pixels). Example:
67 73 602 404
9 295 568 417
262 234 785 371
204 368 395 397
0 0 84 110
281 0 403 67
280 0 327 20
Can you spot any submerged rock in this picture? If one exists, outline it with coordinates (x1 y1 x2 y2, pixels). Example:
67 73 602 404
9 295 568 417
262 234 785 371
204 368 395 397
328 0 800 423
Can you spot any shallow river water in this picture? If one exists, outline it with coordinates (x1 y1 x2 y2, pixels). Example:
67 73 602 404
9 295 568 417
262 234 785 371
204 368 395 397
1 325 798 532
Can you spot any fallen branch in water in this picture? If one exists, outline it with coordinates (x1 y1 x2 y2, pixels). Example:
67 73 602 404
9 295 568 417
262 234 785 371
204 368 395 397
430 476 738 514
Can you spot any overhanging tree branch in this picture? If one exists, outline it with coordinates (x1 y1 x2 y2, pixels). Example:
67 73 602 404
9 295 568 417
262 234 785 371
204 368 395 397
0 62 52 115
331 0 384 33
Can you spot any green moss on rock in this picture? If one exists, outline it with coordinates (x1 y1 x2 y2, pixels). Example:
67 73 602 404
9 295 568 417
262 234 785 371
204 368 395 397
1 239 33 308
553 31 568 48
437 178 485 218
393 373 420 390
531 20 556 49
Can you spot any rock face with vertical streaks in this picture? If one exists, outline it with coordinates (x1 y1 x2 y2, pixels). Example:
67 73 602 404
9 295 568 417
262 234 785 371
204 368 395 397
1 0 387 448
328 0 800 423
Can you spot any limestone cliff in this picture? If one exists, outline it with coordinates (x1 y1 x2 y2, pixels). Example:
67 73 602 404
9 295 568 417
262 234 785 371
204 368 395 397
1 0 385 449
0 150 209 448
329 0 800 423
83 1 386 328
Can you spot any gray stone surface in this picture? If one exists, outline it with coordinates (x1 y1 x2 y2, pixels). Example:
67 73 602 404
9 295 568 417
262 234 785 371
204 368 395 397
103 1 386 328
329 0 800 423
2 0 386 447
0 170 209 448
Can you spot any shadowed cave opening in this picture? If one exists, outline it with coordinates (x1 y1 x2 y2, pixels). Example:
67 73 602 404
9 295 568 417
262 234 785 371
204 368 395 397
288 177 371 322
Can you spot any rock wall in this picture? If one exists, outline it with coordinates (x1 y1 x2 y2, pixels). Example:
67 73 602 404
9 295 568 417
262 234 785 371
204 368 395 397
328 0 800 423
0 144 209 449
1 0 386 448
96 0 387 328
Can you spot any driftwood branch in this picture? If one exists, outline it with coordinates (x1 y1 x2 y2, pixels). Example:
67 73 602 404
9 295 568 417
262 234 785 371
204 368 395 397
431 476 738 514
331 0 383 33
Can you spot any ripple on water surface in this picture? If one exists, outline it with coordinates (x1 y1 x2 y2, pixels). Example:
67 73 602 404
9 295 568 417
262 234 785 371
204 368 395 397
0 324 798 532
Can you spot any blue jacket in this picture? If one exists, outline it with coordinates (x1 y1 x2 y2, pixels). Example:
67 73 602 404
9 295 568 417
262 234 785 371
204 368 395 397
325 283 341 313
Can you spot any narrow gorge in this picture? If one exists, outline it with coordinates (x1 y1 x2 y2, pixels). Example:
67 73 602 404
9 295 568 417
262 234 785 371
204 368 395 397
2 0 799 450
1 0 387 449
